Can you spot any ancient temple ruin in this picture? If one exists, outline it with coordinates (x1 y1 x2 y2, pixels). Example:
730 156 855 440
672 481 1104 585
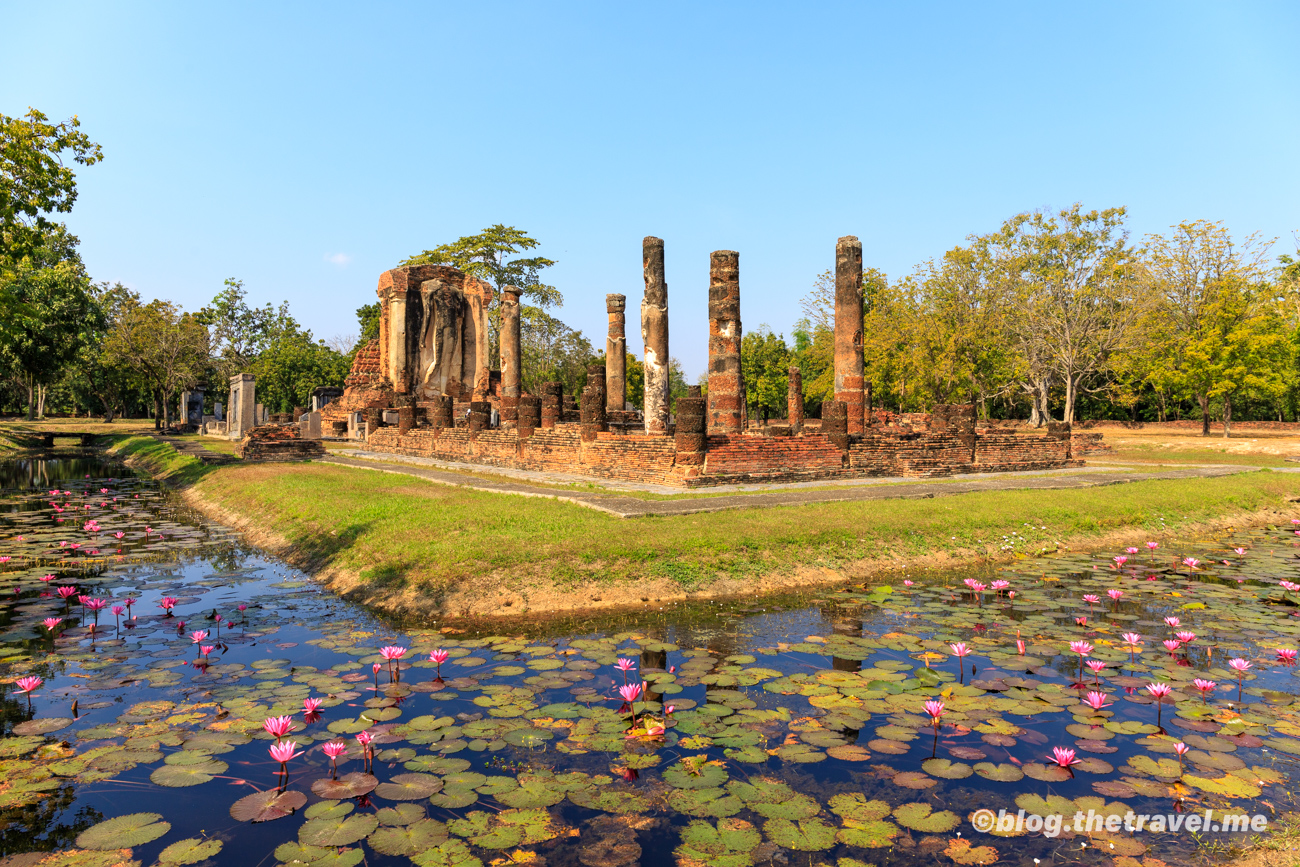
321 239 1105 487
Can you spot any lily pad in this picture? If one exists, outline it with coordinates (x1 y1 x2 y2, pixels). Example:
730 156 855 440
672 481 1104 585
76 812 171 850
299 813 379 847
762 817 837 851
892 802 958 833
374 773 443 800
311 772 378 799
230 789 308 822
157 837 223 864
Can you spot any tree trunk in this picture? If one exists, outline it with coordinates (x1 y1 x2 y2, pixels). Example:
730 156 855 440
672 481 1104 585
1198 393 1210 436
37 384 47 418
25 378 34 421
1157 391 1167 423
1223 394 1232 438
1063 377 1077 425
153 392 162 430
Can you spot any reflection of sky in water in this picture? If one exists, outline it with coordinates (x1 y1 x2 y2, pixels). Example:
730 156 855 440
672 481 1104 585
0 454 1297 866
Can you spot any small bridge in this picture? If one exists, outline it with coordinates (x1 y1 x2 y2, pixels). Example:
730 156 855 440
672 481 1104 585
36 432 99 447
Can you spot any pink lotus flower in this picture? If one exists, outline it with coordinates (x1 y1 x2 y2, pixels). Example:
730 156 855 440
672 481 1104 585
615 658 636 672
1147 682 1173 699
1086 660 1106 678
1146 541 1159 551
1082 691 1112 710
263 716 294 739
158 597 177 614
1070 640 1093 656
1122 632 1142 648
1075 616 1088 626
1083 594 1100 604
1126 547 1139 555
1016 639 1026 655
619 683 642 703
190 630 208 644
1113 556 1128 567
1048 746 1080 768
1174 742 1188 758
666 705 676 716
111 605 124 616
1163 639 1182 653
1182 558 1200 570
379 645 406 661
56 586 77 600
949 642 970 657
1164 616 1180 629
903 579 914 586
990 580 1009 592
1192 678 1216 700
1234 547 1247 555
1108 589 1124 601
303 698 323 714
269 740 301 767
1175 631 1196 644
355 730 373 747
42 617 62 631
199 645 214 657
1229 658 1252 673
322 740 347 759
1277 648 1298 664
924 699 946 723
429 648 448 665
40 574 55 582
15 675 42 694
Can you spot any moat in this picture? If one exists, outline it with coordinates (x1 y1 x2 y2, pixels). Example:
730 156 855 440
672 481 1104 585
1 453 1298 867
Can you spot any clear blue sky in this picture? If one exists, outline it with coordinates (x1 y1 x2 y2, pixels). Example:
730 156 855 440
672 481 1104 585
5 2 1297 380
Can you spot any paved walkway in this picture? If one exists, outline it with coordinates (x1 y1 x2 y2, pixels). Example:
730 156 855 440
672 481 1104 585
318 450 1257 518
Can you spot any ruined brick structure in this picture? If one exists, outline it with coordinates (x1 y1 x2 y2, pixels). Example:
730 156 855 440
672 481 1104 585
330 237 1101 487
236 424 327 462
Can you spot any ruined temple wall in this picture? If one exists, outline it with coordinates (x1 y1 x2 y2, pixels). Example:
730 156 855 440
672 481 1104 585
975 433 1080 468
703 435 843 478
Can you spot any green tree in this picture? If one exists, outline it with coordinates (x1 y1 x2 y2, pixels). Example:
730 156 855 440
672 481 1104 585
68 282 140 421
987 204 1141 424
197 278 296 382
741 326 792 419
251 329 351 413
356 302 380 343
0 231 97 418
400 225 560 366
519 306 596 397
1 108 102 264
625 353 644 407
106 298 210 428
1140 220 1275 434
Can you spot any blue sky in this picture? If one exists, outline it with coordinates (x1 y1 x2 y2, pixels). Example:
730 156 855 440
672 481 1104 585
4 2 1297 379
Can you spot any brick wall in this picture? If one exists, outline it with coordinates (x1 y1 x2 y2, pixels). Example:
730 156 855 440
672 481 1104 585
361 404 1097 487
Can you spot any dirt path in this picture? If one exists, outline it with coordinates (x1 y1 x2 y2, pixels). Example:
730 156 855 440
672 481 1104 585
320 452 1261 517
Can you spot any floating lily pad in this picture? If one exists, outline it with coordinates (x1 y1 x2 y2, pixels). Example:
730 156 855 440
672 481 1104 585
763 817 837 851
311 772 378 799
299 813 379 847
230 789 307 822
157 837 223 864
367 818 450 855
374 773 443 800
76 812 171 849
892 802 958 833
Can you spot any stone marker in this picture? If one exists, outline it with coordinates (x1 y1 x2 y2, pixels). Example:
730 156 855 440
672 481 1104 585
707 250 745 435
300 411 322 440
641 237 670 434
834 235 865 435
788 367 804 434
605 294 627 413
227 373 256 439
500 285 522 428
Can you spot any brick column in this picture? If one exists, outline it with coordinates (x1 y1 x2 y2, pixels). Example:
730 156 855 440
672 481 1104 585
431 395 453 431
707 250 744 435
468 401 490 432
396 395 415 435
580 385 606 442
823 400 849 451
788 367 804 434
540 382 563 428
586 364 606 413
518 396 541 438
641 237 670 435
834 236 864 435
500 285 522 428
674 396 707 465
606 295 626 413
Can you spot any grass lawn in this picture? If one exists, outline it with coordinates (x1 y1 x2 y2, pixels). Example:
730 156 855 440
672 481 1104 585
145 438 1300 598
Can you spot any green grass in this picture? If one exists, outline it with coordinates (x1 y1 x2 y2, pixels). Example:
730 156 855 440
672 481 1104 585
107 435 211 484
190 453 1300 598
1105 444 1297 468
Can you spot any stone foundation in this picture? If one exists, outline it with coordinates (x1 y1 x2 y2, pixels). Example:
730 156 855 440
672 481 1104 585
236 424 327 462
364 403 1086 488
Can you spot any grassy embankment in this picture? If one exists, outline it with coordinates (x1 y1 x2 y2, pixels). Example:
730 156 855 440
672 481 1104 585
100 434 1295 619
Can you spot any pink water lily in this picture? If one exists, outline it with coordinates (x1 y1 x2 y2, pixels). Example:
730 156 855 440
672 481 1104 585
1164 616 1180 629
618 682 642 703
1048 746 1080 768
429 648 448 677
269 739 302 771
199 645 214 658
1229 657 1251 701
42 617 62 631
1126 547 1139 555
1070 640 1093 656
1163 639 1182 654
14 675 42 710
1276 648 1297 665
1086 660 1106 682
303 697 323 714
158 596 178 615
1147 682 1173 726
1016 639 1026 655
355 729 374 772
1113 556 1128 567
1082 690 1112 711
322 740 347 777
1108 589 1124 602
189 630 208 644
1181 558 1199 572
1146 541 1159 551
1192 678 1217 702
1175 631 1196 645
1234 547 1247 555
924 699 946 725
263 715 294 740
1174 741 1188 769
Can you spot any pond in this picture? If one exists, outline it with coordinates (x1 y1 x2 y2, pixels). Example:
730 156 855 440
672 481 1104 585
1 454 1299 867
